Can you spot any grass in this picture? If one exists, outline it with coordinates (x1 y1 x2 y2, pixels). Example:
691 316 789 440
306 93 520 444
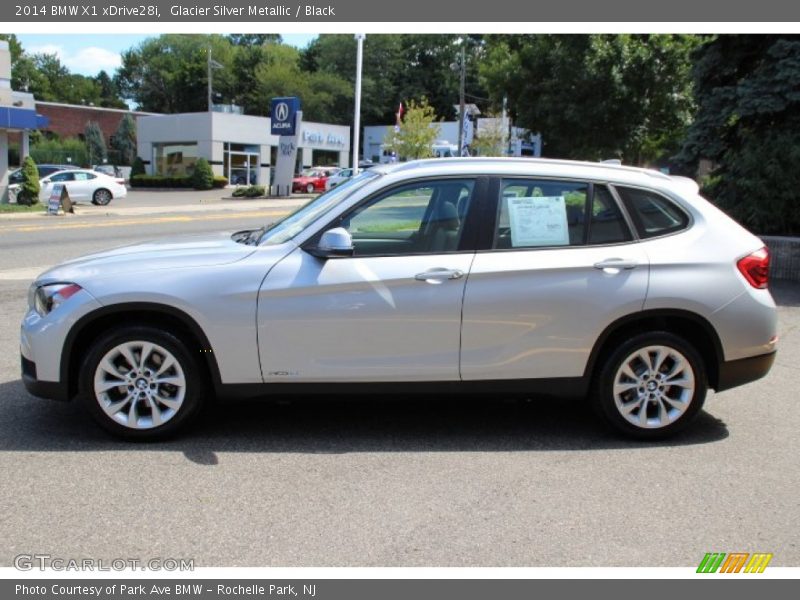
353 220 421 233
0 203 46 213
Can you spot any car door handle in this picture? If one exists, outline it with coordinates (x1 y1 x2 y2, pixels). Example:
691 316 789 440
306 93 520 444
414 268 464 283
593 258 639 272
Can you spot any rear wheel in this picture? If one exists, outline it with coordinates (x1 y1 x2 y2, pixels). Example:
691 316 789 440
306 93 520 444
79 326 204 440
592 332 707 439
92 188 112 205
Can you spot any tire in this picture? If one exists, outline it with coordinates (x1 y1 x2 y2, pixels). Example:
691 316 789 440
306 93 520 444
16 190 33 206
591 331 707 439
79 326 205 441
92 188 113 205
306 183 315 193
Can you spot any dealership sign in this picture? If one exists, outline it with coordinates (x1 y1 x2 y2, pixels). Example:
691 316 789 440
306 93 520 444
270 97 300 136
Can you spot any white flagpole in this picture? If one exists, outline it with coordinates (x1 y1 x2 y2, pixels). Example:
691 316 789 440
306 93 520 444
353 34 365 175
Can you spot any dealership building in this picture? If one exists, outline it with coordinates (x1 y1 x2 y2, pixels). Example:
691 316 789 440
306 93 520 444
136 111 351 186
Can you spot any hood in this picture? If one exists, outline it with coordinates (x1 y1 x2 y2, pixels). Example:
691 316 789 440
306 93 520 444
37 231 259 284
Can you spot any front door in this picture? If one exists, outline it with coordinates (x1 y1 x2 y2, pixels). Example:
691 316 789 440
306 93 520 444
257 178 481 382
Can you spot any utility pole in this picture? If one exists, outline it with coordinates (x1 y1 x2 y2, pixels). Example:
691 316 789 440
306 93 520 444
501 94 508 156
353 34 365 175
207 46 223 112
457 41 466 156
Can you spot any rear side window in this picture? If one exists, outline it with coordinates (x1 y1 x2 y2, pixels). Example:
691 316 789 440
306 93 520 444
495 179 589 248
616 186 689 238
588 186 632 245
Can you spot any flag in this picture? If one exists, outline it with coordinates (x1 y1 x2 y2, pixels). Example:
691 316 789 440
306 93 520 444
395 102 404 131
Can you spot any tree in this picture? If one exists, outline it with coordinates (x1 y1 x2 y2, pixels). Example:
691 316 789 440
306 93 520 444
191 158 215 190
384 99 440 160
479 34 699 164
675 35 800 235
111 114 137 165
227 34 281 46
17 156 40 206
84 121 107 166
131 156 146 178
471 116 506 156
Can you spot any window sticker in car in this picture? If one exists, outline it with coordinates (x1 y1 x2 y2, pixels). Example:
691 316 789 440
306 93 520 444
507 196 570 247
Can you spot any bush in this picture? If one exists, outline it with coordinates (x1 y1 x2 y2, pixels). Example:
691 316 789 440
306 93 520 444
17 156 40 205
213 176 228 189
232 185 265 198
130 157 146 178
30 137 88 166
191 158 214 190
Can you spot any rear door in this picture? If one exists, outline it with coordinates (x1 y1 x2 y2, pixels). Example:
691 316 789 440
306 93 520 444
460 178 649 381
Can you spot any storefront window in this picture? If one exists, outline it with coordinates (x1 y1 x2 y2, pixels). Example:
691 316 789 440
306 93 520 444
153 143 198 177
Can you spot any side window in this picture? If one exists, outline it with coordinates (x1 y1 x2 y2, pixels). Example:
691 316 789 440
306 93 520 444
495 179 588 249
74 172 95 181
341 179 474 256
588 186 633 245
49 173 75 182
616 186 689 238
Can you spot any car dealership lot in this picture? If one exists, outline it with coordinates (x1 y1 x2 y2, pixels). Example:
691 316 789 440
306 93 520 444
0 208 798 567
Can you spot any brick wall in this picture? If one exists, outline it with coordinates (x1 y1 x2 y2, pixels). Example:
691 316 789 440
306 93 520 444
34 102 156 145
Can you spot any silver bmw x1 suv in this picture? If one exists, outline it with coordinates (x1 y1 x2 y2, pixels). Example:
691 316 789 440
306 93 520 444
21 158 777 440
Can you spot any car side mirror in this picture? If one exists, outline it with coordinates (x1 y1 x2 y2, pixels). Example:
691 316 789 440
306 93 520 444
309 227 354 258
42 179 51 184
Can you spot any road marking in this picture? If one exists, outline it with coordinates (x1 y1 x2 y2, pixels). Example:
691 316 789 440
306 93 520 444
0 209 290 233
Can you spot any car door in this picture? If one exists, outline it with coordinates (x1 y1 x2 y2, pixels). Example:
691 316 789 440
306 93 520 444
70 171 97 201
460 178 649 381
257 177 485 382
41 172 76 202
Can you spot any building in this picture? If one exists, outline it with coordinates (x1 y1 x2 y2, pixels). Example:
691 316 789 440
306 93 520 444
0 40 49 203
136 112 351 185
363 118 541 163
34 101 157 147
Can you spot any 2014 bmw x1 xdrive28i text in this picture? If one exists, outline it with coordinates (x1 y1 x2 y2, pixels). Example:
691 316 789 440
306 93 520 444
21 158 778 440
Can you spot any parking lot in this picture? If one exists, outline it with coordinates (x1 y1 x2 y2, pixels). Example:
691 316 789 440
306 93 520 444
0 199 798 567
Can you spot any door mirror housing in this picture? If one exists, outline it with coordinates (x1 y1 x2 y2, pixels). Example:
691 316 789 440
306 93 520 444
309 227 354 258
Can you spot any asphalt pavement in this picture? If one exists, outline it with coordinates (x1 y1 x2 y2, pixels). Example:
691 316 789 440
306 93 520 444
0 200 798 567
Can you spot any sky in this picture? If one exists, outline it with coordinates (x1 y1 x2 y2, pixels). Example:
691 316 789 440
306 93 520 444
16 34 318 77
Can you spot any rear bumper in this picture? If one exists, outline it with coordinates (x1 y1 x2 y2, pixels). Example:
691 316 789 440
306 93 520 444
21 355 70 401
716 351 776 392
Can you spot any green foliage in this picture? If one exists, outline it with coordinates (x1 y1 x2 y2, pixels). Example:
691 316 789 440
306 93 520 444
191 158 215 190
471 116 506 156
232 185 266 197
17 156 41 206
30 137 88 166
677 36 800 234
479 34 700 164
131 174 227 188
383 99 441 160
84 121 107 165
131 157 146 178
111 114 137 166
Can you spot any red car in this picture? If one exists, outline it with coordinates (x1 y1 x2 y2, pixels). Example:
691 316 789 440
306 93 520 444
292 168 339 193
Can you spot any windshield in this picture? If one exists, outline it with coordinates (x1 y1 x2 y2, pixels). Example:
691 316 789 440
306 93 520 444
258 170 380 245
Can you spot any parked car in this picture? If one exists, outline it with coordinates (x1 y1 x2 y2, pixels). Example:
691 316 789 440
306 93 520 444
21 158 777 440
325 168 354 191
8 164 74 185
292 167 340 194
39 169 127 205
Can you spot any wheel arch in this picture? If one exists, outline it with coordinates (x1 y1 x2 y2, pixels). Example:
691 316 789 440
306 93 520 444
62 302 222 400
584 309 725 391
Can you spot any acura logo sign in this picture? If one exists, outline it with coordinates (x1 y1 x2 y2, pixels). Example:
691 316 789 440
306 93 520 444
275 102 289 122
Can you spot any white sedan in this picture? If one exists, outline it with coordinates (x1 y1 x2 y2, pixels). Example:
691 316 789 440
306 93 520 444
324 168 353 191
40 169 127 205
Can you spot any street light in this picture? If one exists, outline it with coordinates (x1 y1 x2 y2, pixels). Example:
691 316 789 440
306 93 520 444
353 34 365 175
207 46 223 112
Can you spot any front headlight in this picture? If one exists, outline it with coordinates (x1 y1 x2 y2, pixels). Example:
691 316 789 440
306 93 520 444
32 283 82 317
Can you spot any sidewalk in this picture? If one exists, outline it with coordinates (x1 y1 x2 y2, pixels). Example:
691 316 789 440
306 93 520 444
0 192 313 220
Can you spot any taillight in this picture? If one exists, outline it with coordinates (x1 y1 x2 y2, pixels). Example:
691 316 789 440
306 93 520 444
737 247 770 289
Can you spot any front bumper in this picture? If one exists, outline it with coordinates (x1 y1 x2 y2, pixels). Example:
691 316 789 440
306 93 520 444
21 355 70 401
716 351 776 392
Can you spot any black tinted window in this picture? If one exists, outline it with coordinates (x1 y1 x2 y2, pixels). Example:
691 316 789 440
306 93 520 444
616 186 689 238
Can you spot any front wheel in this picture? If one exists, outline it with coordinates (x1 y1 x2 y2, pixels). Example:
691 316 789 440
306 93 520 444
306 183 315 193
79 327 205 440
92 188 113 205
592 332 707 439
